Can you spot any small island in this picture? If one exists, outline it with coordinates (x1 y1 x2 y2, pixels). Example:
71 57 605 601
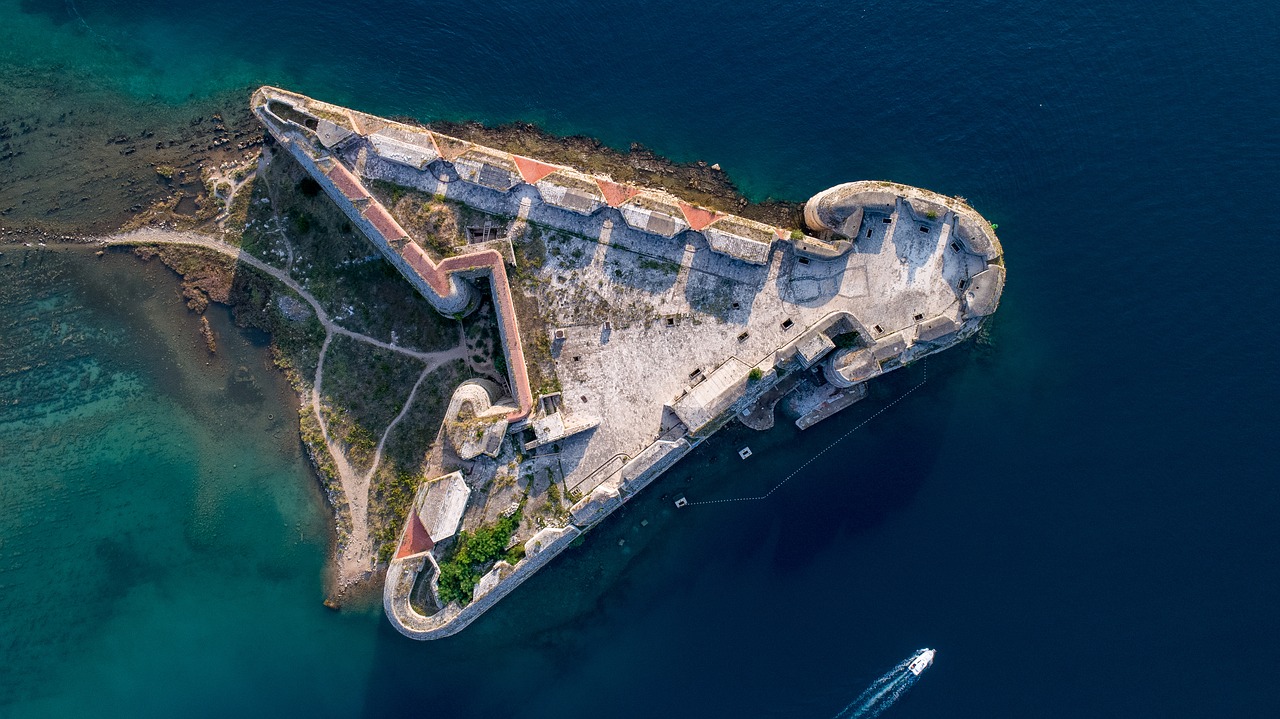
246 86 1005 639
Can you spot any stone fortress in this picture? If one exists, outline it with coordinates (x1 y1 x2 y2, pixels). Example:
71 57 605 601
251 87 1005 639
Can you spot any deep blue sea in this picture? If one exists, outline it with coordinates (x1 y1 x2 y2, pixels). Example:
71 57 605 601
2 0 1279 716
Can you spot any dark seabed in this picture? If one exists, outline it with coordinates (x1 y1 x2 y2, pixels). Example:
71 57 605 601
2 0 1279 717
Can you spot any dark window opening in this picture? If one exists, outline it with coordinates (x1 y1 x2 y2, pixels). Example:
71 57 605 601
738 331 750 342
573 356 581 362
867 228 873 238
731 302 740 309
882 217 892 224
798 257 810 265
958 279 968 290
914 313 924 321
919 226 929 233
873 324 883 334
666 317 675 326
781 318 795 330
950 242 961 253
689 368 702 379
581 395 588 402
467 225 503 242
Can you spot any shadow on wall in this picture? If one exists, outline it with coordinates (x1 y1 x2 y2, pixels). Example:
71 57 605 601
773 248 842 309
848 209 891 256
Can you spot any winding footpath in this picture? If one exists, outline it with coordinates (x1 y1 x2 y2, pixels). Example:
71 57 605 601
101 225 466 589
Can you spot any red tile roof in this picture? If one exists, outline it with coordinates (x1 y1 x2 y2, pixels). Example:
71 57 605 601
440 251 533 421
595 178 640 207
512 155 562 185
363 203 409 241
398 242 454 298
325 163 370 202
396 512 434 559
679 202 724 231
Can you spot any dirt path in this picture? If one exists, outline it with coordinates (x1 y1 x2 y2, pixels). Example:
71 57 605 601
100 226 466 590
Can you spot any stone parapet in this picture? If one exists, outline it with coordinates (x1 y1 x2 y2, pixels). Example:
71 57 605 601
619 438 694 496
569 485 622 526
804 180 1004 263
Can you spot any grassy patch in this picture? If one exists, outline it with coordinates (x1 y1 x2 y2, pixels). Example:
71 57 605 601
372 467 422 563
509 234 559 395
369 358 475 560
224 264 327 383
380 358 472 471
221 176 259 247
368 180 512 261
318 334 425 472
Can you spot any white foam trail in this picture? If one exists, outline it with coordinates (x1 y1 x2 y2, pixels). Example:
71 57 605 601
833 652 926 719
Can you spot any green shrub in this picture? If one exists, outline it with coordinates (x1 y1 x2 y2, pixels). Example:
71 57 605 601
435 504 524 605
747 367 763 382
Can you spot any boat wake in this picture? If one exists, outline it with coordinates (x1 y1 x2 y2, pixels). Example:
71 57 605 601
834 649 934 719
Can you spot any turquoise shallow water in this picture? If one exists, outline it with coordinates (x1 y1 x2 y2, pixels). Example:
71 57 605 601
2 0 1280 716
0 249 371 714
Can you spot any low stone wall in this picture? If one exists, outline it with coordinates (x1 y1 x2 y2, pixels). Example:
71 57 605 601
619 438 694 497
569 484 623 526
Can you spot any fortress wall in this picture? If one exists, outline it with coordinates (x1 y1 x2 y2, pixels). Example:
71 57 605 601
258 107 531 420
383 526 581 640
252 88 1008 641
619 438 694 496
